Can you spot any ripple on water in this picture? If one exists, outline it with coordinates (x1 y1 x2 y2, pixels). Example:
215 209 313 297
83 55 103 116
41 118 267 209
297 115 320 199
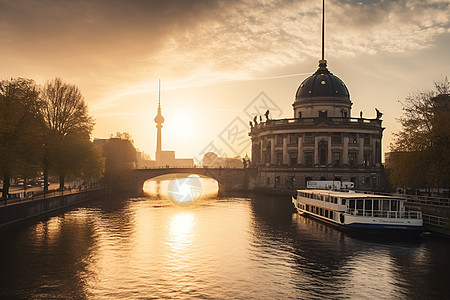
1 191 449 299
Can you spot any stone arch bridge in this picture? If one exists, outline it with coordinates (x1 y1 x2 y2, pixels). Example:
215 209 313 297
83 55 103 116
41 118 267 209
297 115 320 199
120 168 258 195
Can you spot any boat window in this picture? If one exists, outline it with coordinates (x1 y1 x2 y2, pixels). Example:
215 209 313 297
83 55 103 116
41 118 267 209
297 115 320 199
349 199 355 209
356 200 363 210
383 200 390 211
373 199 379 211
330 211 334 220
341 198 346 205
325 210 329 218
365 199 372 211
391 200 397 211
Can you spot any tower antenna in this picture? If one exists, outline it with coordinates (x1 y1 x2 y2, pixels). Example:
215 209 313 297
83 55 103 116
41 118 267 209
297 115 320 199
321 0 325 61
158 78 161 109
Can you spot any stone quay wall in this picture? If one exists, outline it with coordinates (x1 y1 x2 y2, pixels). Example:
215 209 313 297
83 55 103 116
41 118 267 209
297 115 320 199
0 188 109 228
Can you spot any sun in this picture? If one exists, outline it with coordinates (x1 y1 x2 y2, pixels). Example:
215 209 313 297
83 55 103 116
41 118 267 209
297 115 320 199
167 111 197 140
167 175 203 206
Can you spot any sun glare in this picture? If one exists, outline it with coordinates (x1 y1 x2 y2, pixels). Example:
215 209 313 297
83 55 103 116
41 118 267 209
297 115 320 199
167 111 196 140
167 176 202 206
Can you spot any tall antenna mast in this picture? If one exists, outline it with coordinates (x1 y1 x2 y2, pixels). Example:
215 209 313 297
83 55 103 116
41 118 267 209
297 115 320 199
321 0 325 61
158 78 161 109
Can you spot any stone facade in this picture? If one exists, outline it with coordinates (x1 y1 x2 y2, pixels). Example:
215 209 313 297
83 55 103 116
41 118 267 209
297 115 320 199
249 60 384 191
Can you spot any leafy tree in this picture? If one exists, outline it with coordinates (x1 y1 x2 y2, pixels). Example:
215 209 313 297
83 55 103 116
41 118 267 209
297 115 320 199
111 132 134 144
51 131 104 188
0 78 42 199
81 142 105 181
102 135 136 185
40 77 95 190
390 76 450 190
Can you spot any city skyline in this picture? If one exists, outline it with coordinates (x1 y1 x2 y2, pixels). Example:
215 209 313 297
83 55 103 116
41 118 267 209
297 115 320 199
1 0 449 161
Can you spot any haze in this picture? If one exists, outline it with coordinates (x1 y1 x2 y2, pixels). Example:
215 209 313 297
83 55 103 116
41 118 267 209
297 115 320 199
1 0 449 162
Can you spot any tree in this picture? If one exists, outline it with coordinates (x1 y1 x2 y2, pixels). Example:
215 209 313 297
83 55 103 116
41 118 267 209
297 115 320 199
80 142 105 182
390 76 450 190
102 134 136 185
51 131 104 187
0 78 42 199
40 77 94 190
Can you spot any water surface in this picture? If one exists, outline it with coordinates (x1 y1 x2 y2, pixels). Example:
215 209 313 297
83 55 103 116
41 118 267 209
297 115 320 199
1 177 449 299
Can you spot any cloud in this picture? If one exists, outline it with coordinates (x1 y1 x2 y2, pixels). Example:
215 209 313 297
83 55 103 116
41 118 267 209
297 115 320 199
0 0 448 109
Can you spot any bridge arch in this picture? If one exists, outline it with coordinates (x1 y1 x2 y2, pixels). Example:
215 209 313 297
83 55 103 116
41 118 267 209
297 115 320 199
122 168 257 195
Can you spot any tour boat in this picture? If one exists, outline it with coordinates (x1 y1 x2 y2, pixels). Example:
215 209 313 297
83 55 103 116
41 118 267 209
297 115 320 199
292 189 423 234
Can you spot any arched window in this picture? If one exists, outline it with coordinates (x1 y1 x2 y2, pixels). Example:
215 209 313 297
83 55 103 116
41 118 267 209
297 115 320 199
318 140 328 165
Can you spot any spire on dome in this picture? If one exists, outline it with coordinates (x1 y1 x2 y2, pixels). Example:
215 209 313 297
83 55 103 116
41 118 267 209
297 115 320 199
319 0 327 69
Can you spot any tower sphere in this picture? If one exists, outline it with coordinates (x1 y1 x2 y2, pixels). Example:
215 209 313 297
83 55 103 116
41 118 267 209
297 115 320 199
154 115 164 124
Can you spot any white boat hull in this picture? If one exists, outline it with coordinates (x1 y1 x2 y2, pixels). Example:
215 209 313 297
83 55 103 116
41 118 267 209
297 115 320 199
292 196 423 234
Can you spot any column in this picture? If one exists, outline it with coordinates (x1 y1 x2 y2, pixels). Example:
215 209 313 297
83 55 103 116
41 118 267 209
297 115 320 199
372 137 378 167
314 136 319 165
358 137 364 165
283 137 288 165
327 136 332 165
297 137 303 165
270 137 275 165
260 140 263 166
343 136 349 165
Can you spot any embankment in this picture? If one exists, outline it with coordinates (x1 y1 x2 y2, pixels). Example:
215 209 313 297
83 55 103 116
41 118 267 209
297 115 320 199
0 188 109 228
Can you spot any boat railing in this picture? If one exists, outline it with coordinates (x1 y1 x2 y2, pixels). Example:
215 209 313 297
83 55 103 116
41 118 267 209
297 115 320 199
348 209 422 219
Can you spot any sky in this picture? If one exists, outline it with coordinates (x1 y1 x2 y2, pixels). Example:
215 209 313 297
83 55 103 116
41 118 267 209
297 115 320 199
1 0 449 163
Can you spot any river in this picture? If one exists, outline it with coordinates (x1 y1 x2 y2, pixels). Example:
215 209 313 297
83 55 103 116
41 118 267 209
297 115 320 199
1 175 449 299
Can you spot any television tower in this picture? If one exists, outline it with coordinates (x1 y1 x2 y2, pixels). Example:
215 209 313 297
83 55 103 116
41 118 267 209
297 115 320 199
154 79 164 162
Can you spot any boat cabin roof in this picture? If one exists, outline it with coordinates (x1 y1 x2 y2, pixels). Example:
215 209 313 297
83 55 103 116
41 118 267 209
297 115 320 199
297 189 403 200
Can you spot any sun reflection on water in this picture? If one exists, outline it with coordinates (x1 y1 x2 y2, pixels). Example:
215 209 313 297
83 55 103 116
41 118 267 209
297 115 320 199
167 212 195 252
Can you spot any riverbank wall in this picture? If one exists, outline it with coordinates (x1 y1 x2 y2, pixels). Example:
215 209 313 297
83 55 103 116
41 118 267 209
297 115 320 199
0 188 110 228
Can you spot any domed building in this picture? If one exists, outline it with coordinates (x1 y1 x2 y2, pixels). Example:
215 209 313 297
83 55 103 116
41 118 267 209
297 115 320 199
249 59 384 191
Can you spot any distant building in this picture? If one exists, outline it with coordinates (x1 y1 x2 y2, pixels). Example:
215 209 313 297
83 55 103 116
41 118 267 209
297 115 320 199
384 152 393 169
202 152 243 168
156 150 194 168
93 138 108 148
136 151 155 169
